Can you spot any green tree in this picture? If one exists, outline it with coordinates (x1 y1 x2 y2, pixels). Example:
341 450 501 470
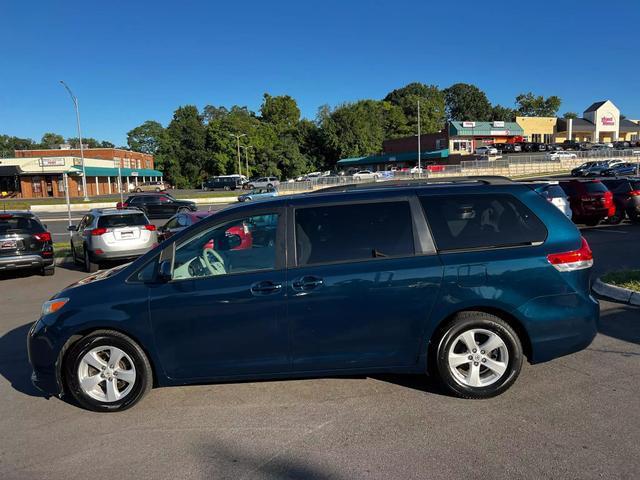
444 83 492 121
260 94 301 132
490 105 517 122
563 112 578 119
515 92 562 117
0 135 36 157
384 82 445 135
39 132 65 149
163 105 208 188
127 121 166 155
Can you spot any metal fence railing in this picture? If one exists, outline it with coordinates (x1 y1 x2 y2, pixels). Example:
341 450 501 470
275 149 640 193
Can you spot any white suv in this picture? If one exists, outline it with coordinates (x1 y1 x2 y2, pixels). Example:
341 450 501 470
248 177 280 189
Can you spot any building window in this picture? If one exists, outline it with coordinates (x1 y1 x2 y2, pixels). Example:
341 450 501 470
452 140 472 152
31 177 42 195
58 178 65 193
543 134 553 144
532 134 542 143
123 159 130 168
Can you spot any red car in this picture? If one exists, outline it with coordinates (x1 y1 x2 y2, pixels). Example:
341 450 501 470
158 211 252 250
559 179 615 226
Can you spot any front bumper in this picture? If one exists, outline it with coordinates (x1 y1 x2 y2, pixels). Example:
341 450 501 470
0 254 53 271
27 319 64 397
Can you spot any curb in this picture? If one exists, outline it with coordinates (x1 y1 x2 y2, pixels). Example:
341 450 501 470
592 278 640 306
30 197 234 212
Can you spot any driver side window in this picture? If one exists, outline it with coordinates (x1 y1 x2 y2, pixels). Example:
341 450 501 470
171 213 279 280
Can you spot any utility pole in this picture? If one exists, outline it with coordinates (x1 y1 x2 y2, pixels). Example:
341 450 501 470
241 145 254 178
229 133 247 176
60 81 89 201
417 100 422 175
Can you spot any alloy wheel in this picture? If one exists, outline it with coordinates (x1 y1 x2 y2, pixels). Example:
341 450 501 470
447 328 509 388
77 346 137 402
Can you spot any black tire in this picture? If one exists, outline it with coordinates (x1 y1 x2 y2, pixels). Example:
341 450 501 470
223 186 230 191
41 265 55 276
267 183 273 188
155 187 161 192
202 186 209 192
434 311 523 399
629 211 640 224
64 330 153 412
83 248 99 273
135 188 142 193
177 207 190 214
584 218 600 227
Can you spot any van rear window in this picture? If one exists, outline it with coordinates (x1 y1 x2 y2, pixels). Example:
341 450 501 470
98 214 148 228
420 194 547 251
583 182 608 194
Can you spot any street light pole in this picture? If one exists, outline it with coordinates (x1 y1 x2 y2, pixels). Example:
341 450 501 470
60 81 89 201
417 100 421 175
229 133 247 176
241 145 254 179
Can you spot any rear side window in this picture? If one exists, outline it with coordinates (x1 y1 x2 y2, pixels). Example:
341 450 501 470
295 202 414 266
421 194 547 251
98 214 148 228
0 216 44 234
544 185 566 198
583 182 608 194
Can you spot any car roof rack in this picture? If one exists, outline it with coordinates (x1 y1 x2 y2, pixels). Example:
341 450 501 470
314 176 515 194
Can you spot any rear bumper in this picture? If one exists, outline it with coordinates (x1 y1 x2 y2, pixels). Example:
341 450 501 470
517 292 599 364
0 254 53 271
92 246 152 261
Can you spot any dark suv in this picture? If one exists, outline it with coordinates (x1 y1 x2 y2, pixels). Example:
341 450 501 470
601 177 640 224
117 193 197 219
559 179 615 226
0 212 54 276
29 178 598 411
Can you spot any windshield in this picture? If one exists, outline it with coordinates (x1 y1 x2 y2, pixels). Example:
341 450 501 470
98 214 148 228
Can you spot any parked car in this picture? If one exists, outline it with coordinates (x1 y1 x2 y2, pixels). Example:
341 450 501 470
562 140 582 151
352 170 380 180
475 146 498 155
0 211 54 276
116 193 197 219
247 177 280 189
158 211 253 249
546 151 577 160
546 144 564 152
133 181 168 193
559 179 615 226
69 208 158 272
601 162 639 176
601 178 640 224
583 159 624 177
29 178 599 411
571 161 607 177
530 181 572 219
237 187 279 202
202 176 245 191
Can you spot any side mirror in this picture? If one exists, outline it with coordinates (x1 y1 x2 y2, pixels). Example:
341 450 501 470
157 260 172 282
225 234 242 250
67 225 76 231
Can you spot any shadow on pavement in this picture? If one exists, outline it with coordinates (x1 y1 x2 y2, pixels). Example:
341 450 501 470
597 300 640 347
0 323 48 397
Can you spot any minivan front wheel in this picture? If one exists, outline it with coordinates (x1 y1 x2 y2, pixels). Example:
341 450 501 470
64 330 153 412
435 312 523 399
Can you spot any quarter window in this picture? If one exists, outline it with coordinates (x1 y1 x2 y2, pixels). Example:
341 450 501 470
295 202 414 266
171 214 279 280
421 194 547 251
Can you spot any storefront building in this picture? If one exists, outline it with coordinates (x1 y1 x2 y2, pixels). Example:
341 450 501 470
446 121 524 155
0 154 162 198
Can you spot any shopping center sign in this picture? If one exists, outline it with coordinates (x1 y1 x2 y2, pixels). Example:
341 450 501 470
600 116 615 126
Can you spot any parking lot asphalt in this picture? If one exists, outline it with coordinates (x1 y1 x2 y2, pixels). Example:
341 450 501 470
0 225 638 479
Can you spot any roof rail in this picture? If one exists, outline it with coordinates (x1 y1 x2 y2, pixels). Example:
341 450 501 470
313 176 514 194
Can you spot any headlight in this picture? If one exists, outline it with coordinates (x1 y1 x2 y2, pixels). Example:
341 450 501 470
41 297 69 317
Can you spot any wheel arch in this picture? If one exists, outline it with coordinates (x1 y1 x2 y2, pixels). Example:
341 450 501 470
427 306 532 369
56 326 161 397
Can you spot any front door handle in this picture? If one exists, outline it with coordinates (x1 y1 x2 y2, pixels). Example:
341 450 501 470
250 281 283 296
292 275 324 292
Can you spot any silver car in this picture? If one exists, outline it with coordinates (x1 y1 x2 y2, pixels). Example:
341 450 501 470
69 208 158 272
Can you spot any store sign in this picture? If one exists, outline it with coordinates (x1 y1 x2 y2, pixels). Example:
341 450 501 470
131 171 139 177
462 121 476 128
600 116 615 126
492 121 505 128
490 129 510 136
38 158 65 167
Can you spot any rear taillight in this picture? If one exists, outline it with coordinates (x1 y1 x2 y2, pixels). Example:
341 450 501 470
0 214 13 219
547 237 593 272
91 228 107 236
144 224 156 231
33 232 52 242
604 191 613 206
629 190 640 197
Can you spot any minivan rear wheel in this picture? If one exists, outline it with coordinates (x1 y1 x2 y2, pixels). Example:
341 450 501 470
435 312 523 399
64 330 153 412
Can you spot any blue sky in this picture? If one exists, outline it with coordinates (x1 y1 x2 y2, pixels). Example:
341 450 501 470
1 0 639 146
